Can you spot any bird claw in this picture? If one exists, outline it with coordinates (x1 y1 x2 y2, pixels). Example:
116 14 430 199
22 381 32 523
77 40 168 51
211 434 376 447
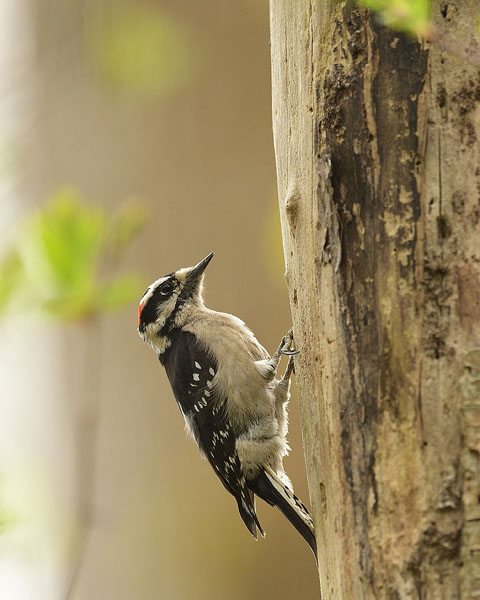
281 348 300 356
279 328 300 356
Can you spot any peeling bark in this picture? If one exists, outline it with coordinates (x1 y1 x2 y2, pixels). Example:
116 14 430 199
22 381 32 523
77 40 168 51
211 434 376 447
270 1 480 598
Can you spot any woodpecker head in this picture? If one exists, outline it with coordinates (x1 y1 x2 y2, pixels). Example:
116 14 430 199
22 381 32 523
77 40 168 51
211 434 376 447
138 252 214 352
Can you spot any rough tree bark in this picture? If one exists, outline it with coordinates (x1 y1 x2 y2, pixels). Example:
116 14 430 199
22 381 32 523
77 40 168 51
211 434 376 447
270 1 480 598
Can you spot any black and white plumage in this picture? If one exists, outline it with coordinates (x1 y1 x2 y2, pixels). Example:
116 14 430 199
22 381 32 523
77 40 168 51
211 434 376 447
138 252 317 560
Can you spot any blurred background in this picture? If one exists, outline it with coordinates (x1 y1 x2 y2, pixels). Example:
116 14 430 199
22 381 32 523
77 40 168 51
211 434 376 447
0 1 319 598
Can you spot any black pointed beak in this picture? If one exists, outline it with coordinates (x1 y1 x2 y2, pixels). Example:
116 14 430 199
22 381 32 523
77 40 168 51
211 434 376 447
187 252 214 282
182 252 214 298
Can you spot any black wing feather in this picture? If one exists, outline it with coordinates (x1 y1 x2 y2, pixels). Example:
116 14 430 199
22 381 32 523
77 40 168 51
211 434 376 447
162 330 263 538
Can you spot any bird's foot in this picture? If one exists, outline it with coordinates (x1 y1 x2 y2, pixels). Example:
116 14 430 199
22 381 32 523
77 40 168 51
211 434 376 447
279 328 299 356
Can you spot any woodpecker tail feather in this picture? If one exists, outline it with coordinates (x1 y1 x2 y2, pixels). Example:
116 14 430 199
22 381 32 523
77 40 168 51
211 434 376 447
249 466 317 562
236 489 265 540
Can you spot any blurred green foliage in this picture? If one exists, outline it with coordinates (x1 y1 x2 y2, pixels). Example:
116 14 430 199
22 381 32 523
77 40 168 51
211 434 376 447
88 6 194 99
358 0 432 36
0 504 13 534
0 482 13 536
0 188 146 320
0 250 23 314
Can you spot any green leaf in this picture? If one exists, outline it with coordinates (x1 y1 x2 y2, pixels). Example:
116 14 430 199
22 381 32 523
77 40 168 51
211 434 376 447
358 0 432 36
24 188 105 294
0 187 147 321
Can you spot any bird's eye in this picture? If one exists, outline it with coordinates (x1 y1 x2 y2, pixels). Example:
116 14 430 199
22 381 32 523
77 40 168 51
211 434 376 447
160 281 174 296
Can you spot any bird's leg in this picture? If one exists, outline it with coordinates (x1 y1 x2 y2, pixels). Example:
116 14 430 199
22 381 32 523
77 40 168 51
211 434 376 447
280 355 296 384
278 330 298 384
270 329 299 368
255 329 299 380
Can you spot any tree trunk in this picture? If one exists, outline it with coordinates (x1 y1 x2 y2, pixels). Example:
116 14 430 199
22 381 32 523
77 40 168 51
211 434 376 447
270 1 480 598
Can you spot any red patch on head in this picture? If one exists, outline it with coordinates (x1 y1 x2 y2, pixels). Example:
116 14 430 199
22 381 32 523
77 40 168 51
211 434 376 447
138 302 144 326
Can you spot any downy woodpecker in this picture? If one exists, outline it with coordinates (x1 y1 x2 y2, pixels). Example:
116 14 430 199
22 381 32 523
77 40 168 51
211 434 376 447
138 252 317 560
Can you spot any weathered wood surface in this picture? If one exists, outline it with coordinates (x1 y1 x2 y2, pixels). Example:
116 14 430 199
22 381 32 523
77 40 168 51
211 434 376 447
270 1 480 597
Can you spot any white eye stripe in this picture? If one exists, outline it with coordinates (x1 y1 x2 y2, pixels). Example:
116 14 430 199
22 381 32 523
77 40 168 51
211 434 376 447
140 276 170 305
